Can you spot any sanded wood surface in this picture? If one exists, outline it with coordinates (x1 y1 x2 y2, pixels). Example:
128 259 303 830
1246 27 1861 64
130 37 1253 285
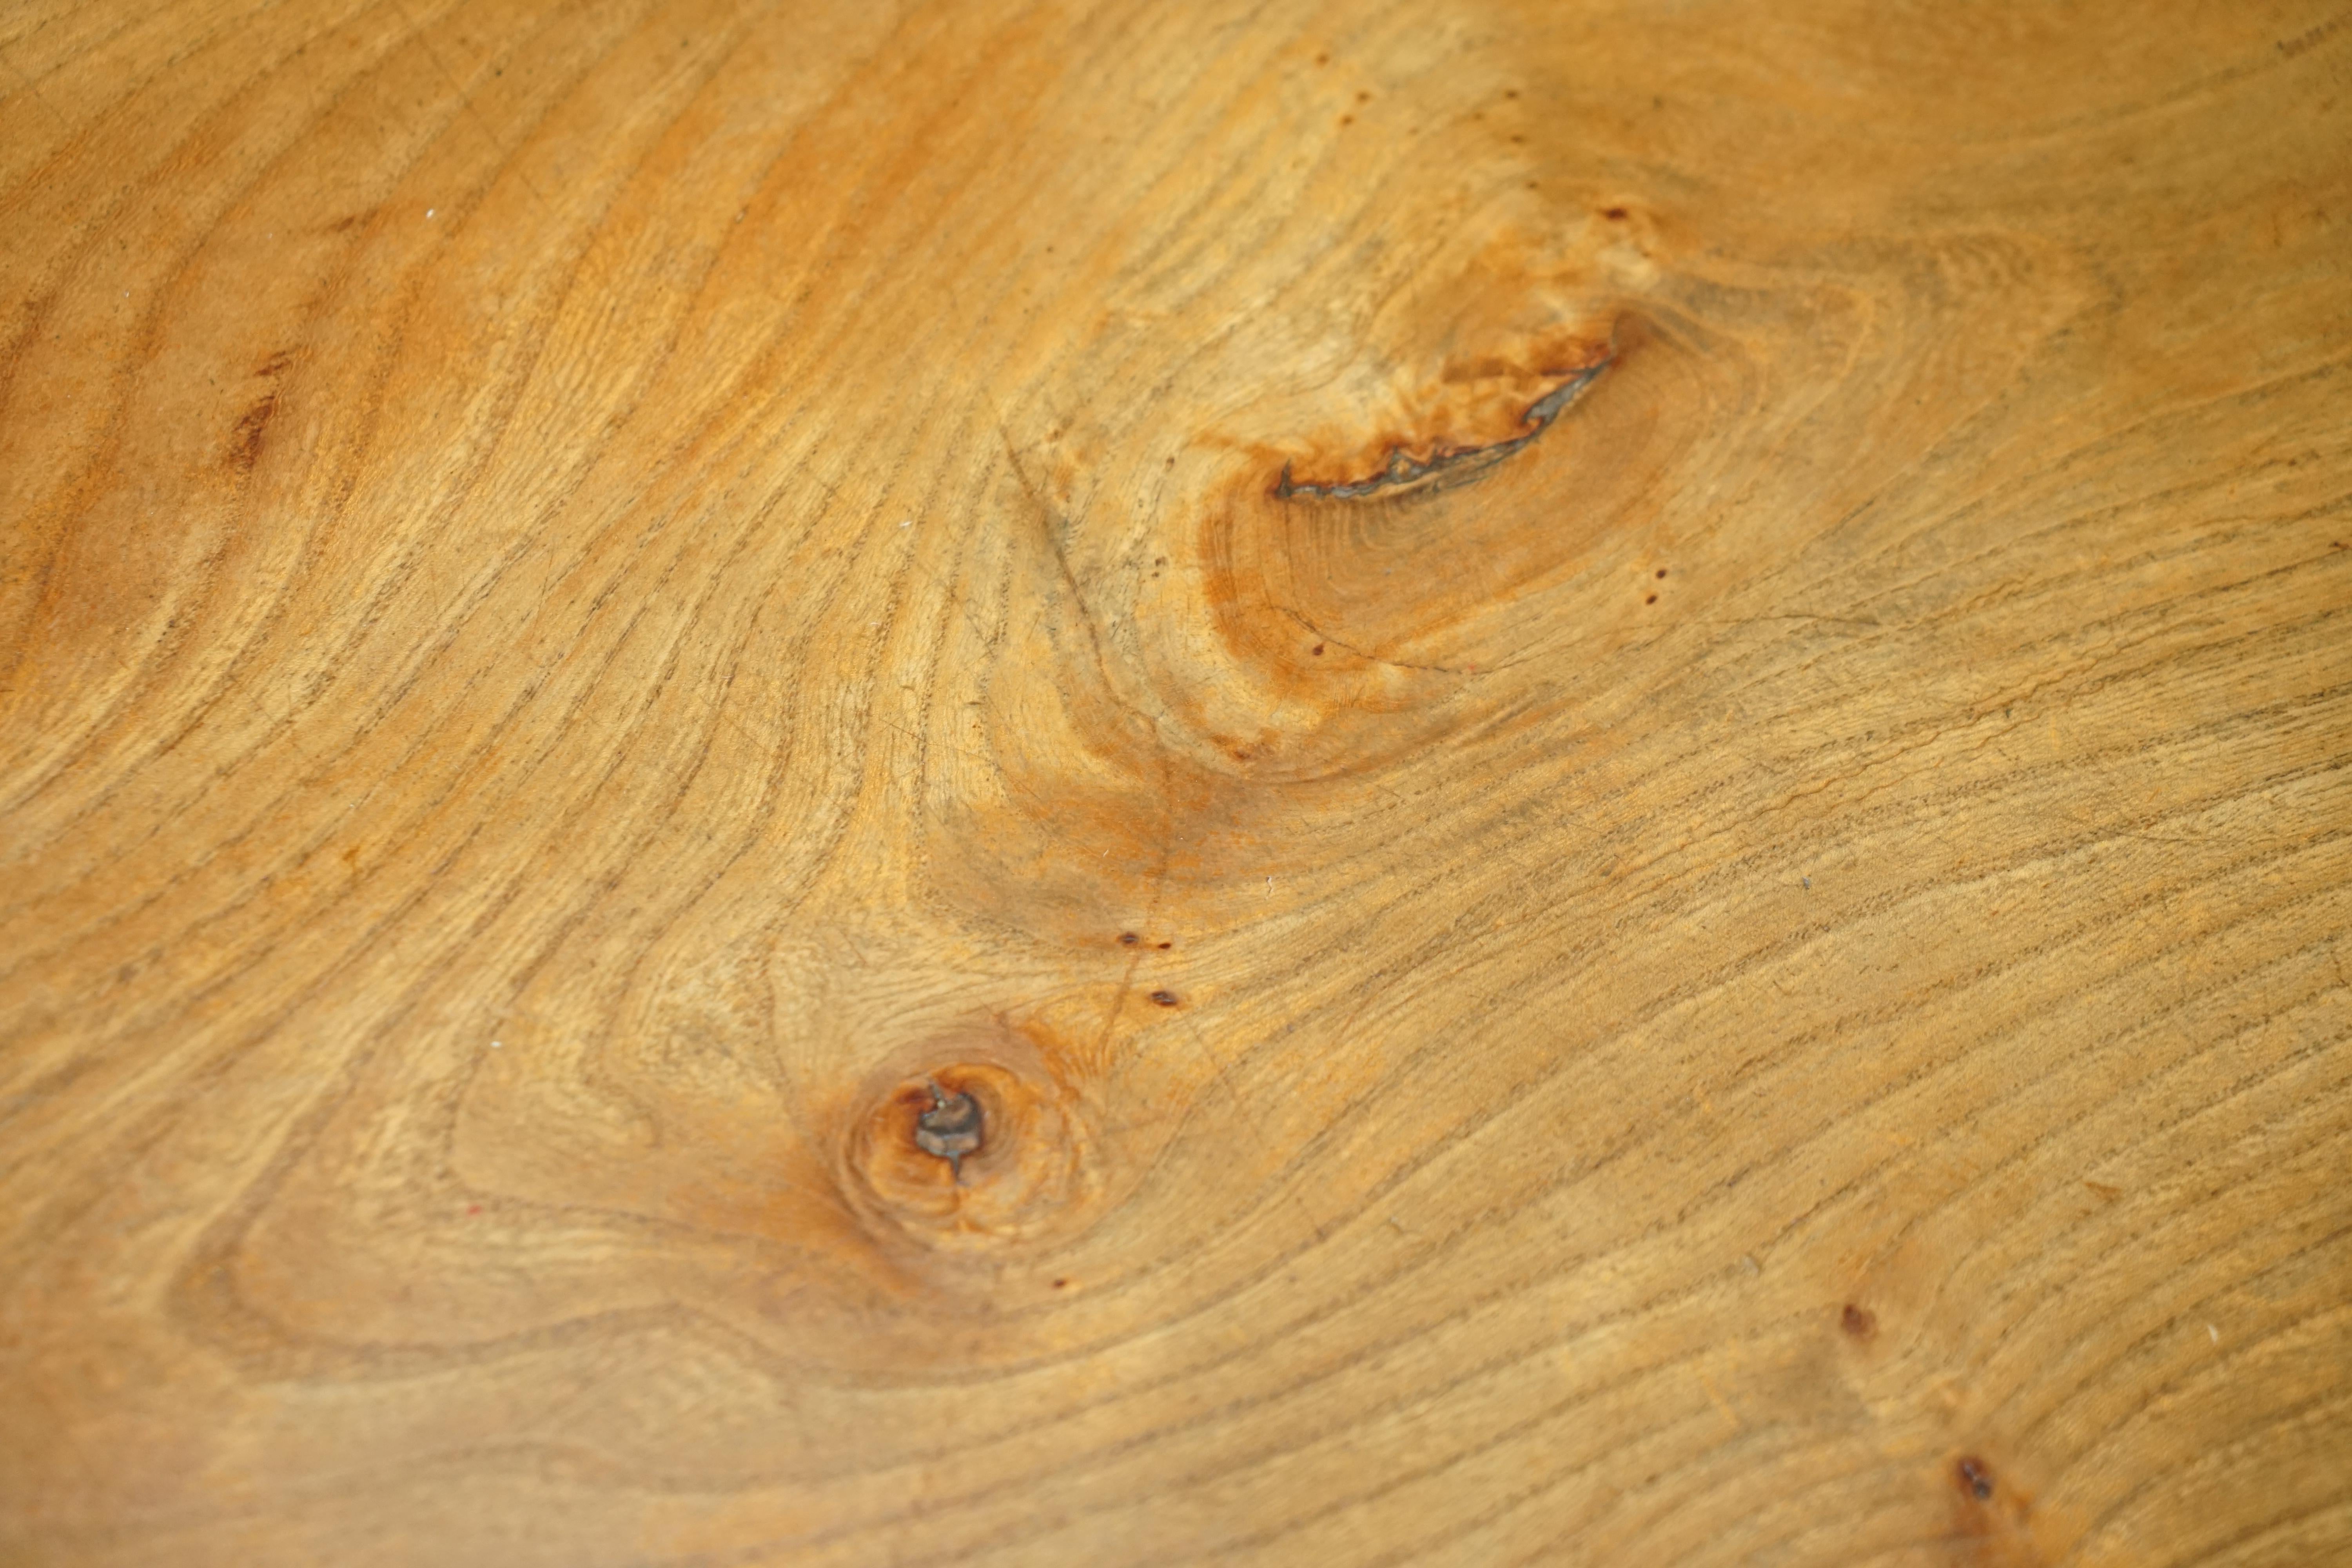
4 0 2350 1563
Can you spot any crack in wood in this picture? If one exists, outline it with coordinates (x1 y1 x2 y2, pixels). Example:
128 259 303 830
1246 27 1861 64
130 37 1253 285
1270 356 1613 501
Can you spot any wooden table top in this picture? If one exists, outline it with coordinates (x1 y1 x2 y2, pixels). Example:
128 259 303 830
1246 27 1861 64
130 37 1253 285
4 0 2348 1562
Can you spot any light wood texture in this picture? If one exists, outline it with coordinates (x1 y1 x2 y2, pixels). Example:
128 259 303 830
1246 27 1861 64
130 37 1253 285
4 0 2349 1563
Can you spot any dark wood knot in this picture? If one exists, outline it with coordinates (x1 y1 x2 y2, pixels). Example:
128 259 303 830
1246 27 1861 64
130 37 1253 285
914 1083 983 1175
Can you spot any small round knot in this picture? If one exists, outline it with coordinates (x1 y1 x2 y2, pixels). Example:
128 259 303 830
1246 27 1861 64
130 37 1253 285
840 1056 1098 1252
913 1083 983 1173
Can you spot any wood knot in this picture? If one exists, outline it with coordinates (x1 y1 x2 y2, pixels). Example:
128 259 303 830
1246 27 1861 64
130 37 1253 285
913 1083 983 1174
841 1057 1098 1252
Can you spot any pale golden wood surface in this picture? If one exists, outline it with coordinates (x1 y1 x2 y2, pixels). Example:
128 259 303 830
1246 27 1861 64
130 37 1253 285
3 0 2349 1563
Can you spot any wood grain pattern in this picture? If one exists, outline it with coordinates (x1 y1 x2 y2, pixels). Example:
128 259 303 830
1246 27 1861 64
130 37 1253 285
4 0 2349 1562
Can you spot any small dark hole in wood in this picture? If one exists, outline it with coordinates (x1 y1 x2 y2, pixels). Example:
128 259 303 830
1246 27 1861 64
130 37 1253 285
914 1085 982 1172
